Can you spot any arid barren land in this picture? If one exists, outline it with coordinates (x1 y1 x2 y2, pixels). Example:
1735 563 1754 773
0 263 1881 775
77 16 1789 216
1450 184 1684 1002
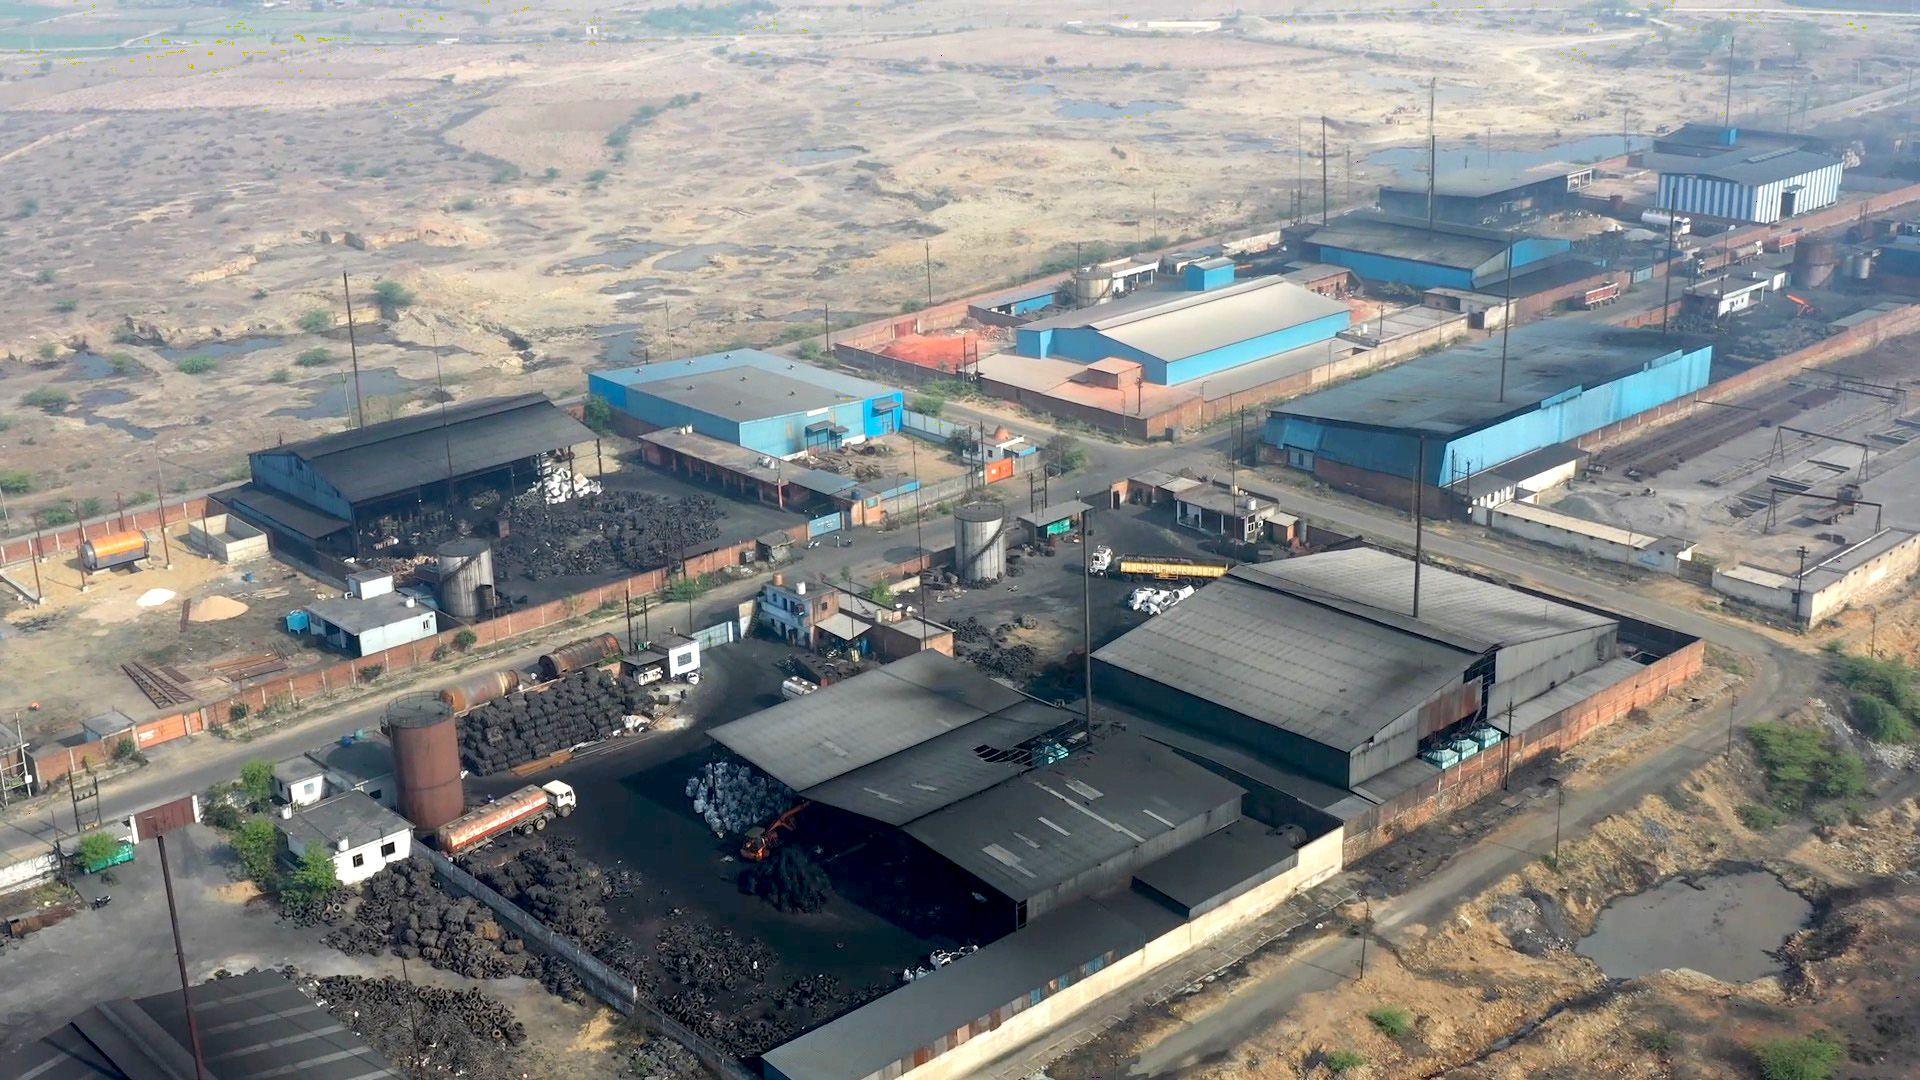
5 0 1911 518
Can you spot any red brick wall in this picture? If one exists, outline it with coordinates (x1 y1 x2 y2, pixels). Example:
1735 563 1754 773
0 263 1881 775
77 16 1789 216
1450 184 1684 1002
1341 638 1705 862
2 496 213 566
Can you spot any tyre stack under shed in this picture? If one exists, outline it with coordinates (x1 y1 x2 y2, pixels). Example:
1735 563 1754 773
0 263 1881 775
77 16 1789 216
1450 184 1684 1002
457 668 647 775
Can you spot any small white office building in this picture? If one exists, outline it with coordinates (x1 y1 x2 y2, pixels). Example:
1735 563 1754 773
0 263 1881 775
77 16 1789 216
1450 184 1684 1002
278 791 413 886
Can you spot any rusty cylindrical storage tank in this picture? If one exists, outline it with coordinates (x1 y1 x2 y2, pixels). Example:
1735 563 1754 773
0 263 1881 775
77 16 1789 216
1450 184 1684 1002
1792 238 1839 289
384 694 464 832
438 669 521 714
538 632 621 682
80 530 149 572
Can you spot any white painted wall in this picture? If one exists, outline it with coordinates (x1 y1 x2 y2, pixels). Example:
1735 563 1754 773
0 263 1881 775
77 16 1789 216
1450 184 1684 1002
287 826 412 886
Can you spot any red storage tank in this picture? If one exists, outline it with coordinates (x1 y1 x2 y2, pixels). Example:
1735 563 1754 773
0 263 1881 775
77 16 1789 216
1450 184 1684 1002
384 695 463 832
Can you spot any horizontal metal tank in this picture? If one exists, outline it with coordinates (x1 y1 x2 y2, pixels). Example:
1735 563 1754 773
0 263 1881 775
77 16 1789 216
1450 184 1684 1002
384 694 464 832
80 530 149 572
438 669 521 714
953 500 1009 584
436 538 495 619
538 632 622 682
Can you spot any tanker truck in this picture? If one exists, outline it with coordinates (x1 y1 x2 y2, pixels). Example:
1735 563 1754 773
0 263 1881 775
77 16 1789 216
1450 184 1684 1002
431 781 576 855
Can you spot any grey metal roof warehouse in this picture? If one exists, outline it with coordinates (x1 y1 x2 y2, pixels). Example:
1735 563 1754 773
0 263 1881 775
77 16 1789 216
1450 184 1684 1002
1304 216 1513 270
1268 323 1706 435
627 365 870 422
1018 277 1349 361
1093 570 1474 751
900 734 1242 903
16 968 398 1079
253 393 593 505
708 651 1030 794
762 889 1182 1080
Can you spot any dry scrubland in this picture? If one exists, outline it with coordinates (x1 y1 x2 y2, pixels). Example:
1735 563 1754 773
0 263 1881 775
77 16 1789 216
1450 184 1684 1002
5 0 1910 518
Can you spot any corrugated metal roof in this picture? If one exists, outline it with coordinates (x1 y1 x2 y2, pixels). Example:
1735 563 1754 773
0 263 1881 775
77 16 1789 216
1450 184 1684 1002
1648 147 1842 186
762 890 1179 1080
1094 573 1474 751
902 734 1242 902
1239 548 1613 647
220 483 352 540
260 394 594 505
708 652 1028 793
595 348 895 404
1269 322 1704 435
1021 277 1349 362
17 969 398 1079
802 701 1069 826
1307 215 1512 269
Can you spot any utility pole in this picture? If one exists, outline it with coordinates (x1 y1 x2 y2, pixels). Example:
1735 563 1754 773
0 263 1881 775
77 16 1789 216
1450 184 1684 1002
1411 439 1425 620
923 240 933 310
1356 895 1371 980
1497 233 1515 402
1727 689 1738 756
1081 504 1095 747
822 302 831 353
157 832 208 1080
1723 29 1735 129
1320 115 1329 225
340 273 367 429
1552 780 1565 864
1426 77 1437 234
1661 214 1677 336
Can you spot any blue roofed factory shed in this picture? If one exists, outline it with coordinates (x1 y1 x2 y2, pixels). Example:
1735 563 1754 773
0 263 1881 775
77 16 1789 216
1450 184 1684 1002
1265 324 1712 501
1013 276 1351 385
1297 214 1573 291
589 349 904 458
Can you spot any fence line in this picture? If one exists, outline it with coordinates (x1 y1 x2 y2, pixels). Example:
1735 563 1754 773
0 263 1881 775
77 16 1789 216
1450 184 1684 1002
423 848 754 1080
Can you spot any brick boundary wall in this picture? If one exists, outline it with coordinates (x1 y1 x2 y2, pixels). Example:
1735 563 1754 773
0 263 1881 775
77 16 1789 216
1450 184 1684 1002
1 496 213 567
1340 637 1706 863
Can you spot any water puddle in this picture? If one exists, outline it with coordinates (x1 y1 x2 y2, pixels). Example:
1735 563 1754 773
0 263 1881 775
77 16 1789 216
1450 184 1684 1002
598 327 655 366
68 351 130 380
783 146 864 166
272 367 423 421
655 243 743 272
1055 99 1182 120
1368 134 1650 175
1576 870 1809 982
153 336 283 365
562 242 670 271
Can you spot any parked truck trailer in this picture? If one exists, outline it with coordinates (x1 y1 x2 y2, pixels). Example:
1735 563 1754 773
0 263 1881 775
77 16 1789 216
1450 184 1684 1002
431 781 576 855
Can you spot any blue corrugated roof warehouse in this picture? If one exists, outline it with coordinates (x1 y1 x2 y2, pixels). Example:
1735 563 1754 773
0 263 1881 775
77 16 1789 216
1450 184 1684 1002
1265 323 1713 490
1299 213 1573 291
589 349 905 459
1013 275 1351 385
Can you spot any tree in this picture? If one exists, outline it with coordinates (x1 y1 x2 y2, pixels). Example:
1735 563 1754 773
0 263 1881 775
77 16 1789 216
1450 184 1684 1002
866 581 895 606
1042 434 1087 475
297 309 333 334
370 280 415 321
239 759 276 809
75 831 125 867
0 471 29 495
230 818 281 884
280 845 340 917
583 393 614 434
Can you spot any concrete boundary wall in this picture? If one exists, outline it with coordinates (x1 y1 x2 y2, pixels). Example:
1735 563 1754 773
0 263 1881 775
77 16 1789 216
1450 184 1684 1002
0 850 59 894
867 829 1345 1080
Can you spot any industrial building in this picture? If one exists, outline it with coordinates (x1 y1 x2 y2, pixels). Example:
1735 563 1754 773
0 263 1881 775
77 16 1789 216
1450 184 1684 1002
589 349 905 458
1377 161 1598 225
755 575 954 659
17 969 397 1079
1648 125 1843 224
273 732 396 808
277 790 414 886
1295 214 1574 291
710 651 1245 927
229 393 593 555
1265 323 1713 499
1093 547 1620 791
1012 276 1351 386
296 571 440 657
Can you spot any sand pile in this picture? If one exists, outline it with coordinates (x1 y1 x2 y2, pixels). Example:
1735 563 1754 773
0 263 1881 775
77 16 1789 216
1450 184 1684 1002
136 588 176 608
187 595 248 622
